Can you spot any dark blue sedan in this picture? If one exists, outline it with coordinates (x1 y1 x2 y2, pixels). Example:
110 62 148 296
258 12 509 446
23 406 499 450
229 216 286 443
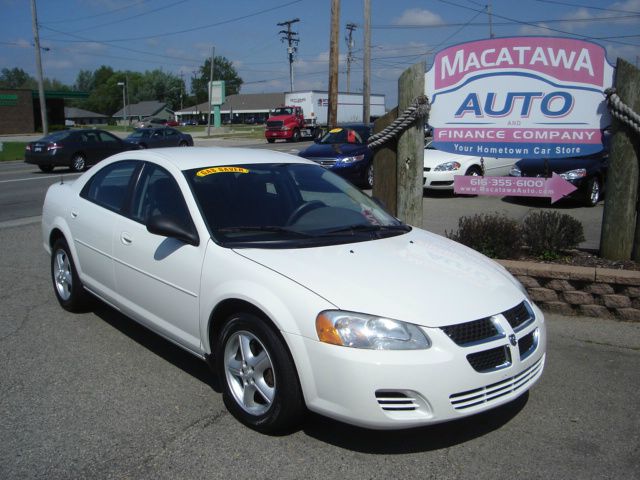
298 124 373 188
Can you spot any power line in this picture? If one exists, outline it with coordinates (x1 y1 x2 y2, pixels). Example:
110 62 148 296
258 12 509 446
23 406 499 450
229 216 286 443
43 0 147 24
44 0 305 43
532 0 640 14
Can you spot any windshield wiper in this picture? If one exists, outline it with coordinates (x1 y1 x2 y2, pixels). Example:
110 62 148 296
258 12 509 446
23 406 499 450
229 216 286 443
321 224 411 235
216 226 315 237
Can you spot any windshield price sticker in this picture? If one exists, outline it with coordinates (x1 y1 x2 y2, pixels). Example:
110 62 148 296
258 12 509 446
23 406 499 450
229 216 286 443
425 37 614 159
196 167 249 177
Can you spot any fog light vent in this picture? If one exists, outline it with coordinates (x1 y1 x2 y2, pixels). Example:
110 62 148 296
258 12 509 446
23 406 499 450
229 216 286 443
375 391 418 411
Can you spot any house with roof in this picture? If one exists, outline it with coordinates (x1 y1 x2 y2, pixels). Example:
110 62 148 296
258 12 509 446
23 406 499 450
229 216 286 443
112 100 174 125
175 92 285 125
64 106 108 126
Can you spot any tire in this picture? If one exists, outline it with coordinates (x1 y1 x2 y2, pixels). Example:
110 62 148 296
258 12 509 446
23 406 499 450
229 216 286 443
39 165 54 173
139 144 147 149
291 129 301 143
178 141 188 147
584 177 601 207
215 312 305 433
465 165 482 176
70 154 86 172
365 162 374 189
51 238 90 312
267 138 275 144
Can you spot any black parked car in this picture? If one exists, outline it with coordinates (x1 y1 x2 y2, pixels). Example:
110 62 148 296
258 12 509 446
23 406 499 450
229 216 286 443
125 127 194 149
509 135 610 207
25 129 140 173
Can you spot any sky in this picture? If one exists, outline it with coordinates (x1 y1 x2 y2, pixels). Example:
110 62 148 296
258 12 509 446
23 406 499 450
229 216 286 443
2 0 639 107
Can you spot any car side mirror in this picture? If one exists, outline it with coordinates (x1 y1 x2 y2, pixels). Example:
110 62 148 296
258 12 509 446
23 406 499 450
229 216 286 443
147 214 199 246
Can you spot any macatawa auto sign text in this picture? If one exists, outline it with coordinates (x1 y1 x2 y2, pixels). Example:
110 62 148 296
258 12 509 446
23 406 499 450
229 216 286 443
425 37 614 159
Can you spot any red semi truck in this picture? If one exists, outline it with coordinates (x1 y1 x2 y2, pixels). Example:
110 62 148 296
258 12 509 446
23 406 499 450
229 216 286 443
264 91 386 143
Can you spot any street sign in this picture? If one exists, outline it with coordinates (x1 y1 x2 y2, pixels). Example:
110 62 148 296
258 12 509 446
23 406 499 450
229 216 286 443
453 173 577 203
209 80 225 106
425 37 614 159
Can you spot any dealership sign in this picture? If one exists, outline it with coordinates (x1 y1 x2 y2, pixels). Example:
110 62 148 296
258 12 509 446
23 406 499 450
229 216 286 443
425 37 614 159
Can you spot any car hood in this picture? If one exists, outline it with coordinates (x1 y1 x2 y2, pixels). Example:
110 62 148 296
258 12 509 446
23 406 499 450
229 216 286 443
516 156 604 174
300 143 367 159
268 114 295 122
233 228 524 327
423 149 474 168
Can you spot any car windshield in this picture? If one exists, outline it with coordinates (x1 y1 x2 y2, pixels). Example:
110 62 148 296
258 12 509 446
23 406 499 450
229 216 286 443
318 127 366 145
272 107 294 115
128 129 152 139
41 131 72 142
185 163 409 248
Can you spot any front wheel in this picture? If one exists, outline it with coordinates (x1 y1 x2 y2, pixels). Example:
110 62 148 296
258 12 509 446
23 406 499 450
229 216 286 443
215 313 305 433
365 162 374 189
267 138 275 144
51 238 90 312
178 141 188 147
291 129 301 142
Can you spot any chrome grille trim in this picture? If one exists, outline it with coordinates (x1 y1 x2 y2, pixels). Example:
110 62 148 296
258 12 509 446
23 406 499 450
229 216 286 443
449 356 544 410
375 391 419 411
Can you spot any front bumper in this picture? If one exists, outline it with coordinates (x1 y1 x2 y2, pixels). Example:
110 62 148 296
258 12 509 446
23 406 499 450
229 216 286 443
423 170 456 190
286 303 546 429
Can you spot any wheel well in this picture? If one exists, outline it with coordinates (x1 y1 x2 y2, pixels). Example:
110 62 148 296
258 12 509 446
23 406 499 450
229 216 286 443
208 299 270 352
49 228 66 248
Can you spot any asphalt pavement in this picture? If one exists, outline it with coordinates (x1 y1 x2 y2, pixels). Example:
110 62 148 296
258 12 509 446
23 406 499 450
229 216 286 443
1 221 639 479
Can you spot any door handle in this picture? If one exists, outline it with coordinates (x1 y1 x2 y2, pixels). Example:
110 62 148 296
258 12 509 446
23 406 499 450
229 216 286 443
120 232 133 245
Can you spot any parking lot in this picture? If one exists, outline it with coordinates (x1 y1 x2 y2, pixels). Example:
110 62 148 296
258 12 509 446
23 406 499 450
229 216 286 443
1 194 639 479
0 141 637 478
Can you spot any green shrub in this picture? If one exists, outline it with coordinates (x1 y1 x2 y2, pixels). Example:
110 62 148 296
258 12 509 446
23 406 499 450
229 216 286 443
446 213 522 259
522 211 585 259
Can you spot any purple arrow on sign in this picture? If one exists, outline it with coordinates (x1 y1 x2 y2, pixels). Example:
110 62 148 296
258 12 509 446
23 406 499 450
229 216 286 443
453 173 577 203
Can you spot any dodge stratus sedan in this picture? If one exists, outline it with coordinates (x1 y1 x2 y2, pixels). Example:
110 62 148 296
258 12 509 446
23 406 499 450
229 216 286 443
43 147 546 432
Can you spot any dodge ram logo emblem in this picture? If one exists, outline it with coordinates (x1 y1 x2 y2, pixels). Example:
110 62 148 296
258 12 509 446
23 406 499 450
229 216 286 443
509 334 517 346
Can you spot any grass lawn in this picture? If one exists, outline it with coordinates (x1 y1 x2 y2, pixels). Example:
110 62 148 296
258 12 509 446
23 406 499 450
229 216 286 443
0 142 27 162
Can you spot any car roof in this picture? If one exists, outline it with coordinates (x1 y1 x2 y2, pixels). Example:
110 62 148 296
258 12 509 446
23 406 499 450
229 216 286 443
107 146 317 171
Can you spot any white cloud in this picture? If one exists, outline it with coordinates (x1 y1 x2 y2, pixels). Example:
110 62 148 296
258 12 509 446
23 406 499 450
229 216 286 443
393 8 444 26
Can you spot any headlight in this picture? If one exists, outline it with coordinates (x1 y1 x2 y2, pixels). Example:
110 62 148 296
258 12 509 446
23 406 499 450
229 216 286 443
340 154 365 163
316 310 431 350
434 161 461 172
560 168 587 180
509 165 522 176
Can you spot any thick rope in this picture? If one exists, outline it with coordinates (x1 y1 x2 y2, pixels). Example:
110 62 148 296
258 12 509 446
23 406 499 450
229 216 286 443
367 95 431 150
605 88 640 135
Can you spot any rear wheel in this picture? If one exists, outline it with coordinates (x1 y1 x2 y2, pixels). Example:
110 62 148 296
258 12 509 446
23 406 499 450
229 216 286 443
70 154 86 172
178 141 188 147
215 312 305 433
267 138 275 144
39 165 54 173
365 162 374 189
51 238 90 312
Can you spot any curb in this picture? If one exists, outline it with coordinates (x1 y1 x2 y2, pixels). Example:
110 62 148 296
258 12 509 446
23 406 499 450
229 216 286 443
498 259 640 321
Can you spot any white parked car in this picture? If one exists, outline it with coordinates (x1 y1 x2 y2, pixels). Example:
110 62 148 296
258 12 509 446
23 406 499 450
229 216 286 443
43 147 546 432
424 141 516 190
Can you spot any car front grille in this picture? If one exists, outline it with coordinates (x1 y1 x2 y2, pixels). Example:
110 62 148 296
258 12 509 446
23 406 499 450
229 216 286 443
441 317 502 347
266 120 283 129
503 301 534 331
467 346 511 373
450 356 544 410
518 330 538 360
311 158 337 167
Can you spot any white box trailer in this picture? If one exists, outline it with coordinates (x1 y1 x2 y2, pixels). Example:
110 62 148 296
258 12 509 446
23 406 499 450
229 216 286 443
284 91 386 126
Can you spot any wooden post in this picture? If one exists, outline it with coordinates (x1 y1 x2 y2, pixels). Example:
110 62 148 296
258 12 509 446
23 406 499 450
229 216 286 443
372 107 398 215
327 0 340 128
600 59 640 260
396 61 425 227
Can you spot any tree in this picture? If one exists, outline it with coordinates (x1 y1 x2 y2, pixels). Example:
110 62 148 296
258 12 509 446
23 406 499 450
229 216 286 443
0 68 36 88
74 69 95 92
191 56 242 104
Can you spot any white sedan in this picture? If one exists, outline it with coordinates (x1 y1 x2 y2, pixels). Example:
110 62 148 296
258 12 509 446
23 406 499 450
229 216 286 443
43 147 546 432
424 141 516 190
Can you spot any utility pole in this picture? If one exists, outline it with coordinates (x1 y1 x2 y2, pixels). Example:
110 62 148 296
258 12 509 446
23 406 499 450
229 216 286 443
328 0 340 127
278 18 300 92
488 1 495 39
363 0 371 123
30 0 48 136
345 23 357 93
207 45 214 136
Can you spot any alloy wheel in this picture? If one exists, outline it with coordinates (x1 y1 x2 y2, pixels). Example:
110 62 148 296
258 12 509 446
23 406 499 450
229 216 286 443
53 249 73 301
